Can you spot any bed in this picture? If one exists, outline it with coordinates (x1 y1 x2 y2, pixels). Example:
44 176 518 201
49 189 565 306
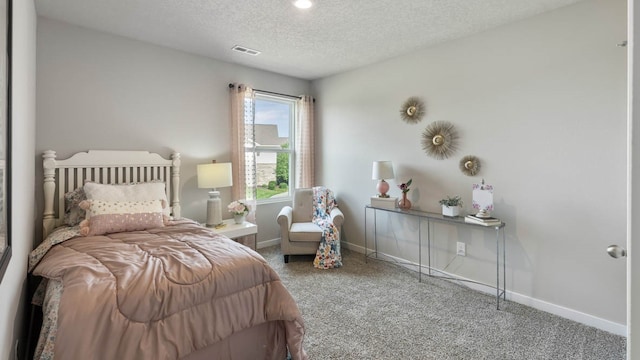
28 150 307 360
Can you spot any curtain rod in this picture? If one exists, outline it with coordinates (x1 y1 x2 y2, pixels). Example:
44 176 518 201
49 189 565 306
228 83 304 100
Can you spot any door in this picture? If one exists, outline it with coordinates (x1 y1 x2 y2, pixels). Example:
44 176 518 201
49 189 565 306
629 1 639 358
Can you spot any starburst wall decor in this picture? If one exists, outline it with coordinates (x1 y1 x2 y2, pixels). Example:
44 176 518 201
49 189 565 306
459 155 480 176
421 121 459 160
399 97 425 124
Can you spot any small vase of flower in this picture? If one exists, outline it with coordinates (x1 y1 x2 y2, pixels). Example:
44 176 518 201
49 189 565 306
228 200 249 224
397 179 412 210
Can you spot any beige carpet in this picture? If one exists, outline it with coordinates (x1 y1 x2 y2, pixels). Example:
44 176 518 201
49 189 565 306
259 246 626 360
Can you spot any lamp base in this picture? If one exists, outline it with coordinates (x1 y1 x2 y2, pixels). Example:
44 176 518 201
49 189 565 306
376 180 390 198
205 190 223 227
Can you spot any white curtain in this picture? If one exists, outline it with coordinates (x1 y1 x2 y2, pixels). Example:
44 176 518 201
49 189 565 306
230 83 256 204
295 95 315 188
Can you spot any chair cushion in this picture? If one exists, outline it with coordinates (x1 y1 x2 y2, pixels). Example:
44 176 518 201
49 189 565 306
292 188 314 223
289 222 323 242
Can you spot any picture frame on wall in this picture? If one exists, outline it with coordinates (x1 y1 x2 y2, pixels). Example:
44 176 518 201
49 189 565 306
0 0 12 283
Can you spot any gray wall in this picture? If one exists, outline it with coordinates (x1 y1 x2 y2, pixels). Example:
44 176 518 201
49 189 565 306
312 0 627 330
36 17 311 244
0 1 37 359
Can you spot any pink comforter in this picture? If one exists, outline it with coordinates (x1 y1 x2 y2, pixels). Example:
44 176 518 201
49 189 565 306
31 222 307 359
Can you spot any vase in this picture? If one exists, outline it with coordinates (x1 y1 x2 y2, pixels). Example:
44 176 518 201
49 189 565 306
233 213 245 224
398 192 412 210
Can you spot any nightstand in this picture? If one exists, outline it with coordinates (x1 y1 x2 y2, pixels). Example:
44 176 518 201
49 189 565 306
205 219 258 250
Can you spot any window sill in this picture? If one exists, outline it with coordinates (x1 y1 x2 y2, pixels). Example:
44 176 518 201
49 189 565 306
257 196 292 206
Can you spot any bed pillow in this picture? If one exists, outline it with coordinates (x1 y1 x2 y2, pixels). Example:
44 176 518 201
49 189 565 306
83 181 171 219
78 199 165 236
64 187 87 226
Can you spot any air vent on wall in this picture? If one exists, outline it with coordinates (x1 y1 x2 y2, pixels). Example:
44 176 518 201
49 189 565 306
231 45 261 56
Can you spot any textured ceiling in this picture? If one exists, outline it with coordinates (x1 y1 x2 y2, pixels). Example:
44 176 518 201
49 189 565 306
35 0 585 80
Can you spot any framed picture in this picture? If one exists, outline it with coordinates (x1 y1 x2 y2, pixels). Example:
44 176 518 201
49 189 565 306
0 0 12 283
472 182 494 213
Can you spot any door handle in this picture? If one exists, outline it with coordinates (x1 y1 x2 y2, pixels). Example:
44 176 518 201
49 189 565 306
607 245 627 258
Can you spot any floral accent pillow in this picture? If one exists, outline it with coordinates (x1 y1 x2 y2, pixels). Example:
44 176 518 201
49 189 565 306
79 199 166 236
64 187 87 226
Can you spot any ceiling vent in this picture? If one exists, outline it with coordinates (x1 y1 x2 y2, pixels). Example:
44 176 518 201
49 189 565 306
231 45 261 56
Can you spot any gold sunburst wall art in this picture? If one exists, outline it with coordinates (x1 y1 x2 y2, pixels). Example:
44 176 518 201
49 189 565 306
400 97 425 124
459 155 480 176
421 121 459 160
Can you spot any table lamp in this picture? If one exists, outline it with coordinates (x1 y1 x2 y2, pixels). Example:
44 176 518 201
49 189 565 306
372 161 394 198
197 162 233 227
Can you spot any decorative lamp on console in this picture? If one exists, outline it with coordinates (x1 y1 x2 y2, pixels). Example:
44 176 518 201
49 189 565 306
371 161 398 210
372 161 395 198
197 162 233 227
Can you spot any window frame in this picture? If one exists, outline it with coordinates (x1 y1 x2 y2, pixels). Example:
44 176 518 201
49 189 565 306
0 0 12 283
250 92 296 204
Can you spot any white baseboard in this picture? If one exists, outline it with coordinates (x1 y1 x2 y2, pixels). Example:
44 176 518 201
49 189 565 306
341 242 627 337
258 238 280 249
507 291 626 336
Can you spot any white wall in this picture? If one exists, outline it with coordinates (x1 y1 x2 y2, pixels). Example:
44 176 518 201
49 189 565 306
36 17 311 244
34 0 628 337
313 0 628 332
0 0 37 359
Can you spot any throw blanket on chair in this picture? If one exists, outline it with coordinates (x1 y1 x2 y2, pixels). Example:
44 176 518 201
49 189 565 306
312 186 343 269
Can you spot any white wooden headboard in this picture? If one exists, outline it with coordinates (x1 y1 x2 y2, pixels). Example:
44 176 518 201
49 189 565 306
42 150 181 239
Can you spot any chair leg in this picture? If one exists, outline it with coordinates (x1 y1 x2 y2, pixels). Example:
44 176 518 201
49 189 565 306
284 255 289 263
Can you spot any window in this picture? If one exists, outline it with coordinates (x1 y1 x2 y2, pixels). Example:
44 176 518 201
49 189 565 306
249 93 296 202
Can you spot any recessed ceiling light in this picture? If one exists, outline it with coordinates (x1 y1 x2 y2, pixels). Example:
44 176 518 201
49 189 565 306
293 0 312 9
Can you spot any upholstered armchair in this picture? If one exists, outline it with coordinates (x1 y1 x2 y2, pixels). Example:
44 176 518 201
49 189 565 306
277 188 344 263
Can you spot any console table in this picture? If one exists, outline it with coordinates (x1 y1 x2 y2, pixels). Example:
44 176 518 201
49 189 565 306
364 205 506 309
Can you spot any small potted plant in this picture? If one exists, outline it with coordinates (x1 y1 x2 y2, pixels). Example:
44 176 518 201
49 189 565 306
439 196 463 217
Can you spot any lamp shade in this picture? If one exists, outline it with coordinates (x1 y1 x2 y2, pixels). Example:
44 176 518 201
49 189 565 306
197 163 233 189
372 161 394 180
